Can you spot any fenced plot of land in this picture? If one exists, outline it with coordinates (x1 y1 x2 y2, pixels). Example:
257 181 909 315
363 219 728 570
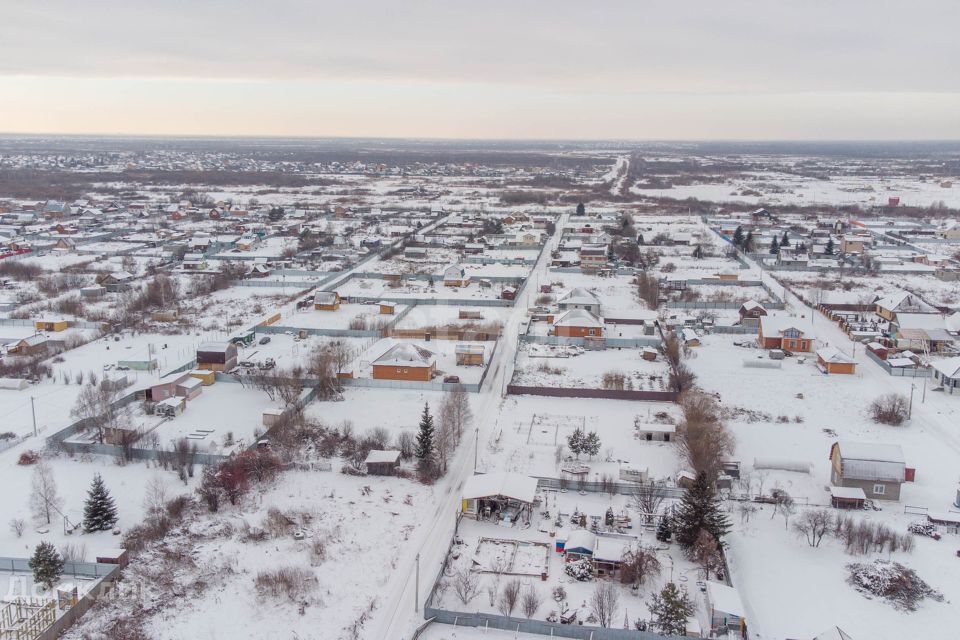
474 538 550 576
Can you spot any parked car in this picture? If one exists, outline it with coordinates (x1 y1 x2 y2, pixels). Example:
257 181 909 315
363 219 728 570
259 336 271 345
443 375 460 383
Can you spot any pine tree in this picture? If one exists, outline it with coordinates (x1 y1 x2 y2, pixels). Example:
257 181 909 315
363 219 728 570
566 427 585 459
414 403 435 466
29 541 64 590
732 226 744 247
576 202 586 216
656 514 672 542
582 431 601 459
825 237 835 255
672 472 731 549
743 231 755 252
780 231 790 248
769 236 779 255
83 473 118 532
649 582 694 636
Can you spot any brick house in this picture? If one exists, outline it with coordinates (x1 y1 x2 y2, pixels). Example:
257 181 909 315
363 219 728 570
757 316 815 353
552 308 604 338
372 342 436 381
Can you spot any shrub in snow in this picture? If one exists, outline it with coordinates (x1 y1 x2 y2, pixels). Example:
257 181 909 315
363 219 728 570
907 522 937 538
564 558 594 581
868 393 909 426
846 559 943 611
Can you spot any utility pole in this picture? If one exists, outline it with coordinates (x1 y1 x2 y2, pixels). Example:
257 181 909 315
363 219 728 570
474 427 479 472
908 383 915 419
414 552 420 612
31 396 37 437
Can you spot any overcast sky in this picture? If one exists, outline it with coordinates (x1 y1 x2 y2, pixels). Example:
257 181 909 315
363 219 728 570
1 1 958 139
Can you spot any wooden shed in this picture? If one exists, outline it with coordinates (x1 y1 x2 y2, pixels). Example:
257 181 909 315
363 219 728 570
455 343 485 366
189 369 216 386
364 450 401 475
378 301 396 315
35 318 69 332
816 346 856 375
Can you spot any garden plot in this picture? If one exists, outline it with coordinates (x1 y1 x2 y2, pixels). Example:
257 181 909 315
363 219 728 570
512 345 670 391
775 271 960 308
652 257 753 282
0 446 194 559
484 396 681 482
277 302 406 332
302 387 473 437
62 469 437 640
339 277 507 302
473 538 550 576
725 501 960 640
668 284 774 305
436 491 706 631
180 284 302 331
237 333 374 373
393 305 510 331
540 272 644 314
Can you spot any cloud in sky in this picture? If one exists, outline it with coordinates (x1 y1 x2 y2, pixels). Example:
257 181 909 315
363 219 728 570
1 1 958 138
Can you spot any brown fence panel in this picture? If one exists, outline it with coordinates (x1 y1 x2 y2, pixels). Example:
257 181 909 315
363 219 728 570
506 385 677 402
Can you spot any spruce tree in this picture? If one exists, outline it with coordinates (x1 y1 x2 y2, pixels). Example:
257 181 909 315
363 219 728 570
743 231 754 252
769 236 779 255
414 403 435 468
649 582 694 636
582 431 601 459
825 237 835 255
656 515 672 542
29 541 64 590
732 226 744 247
576 202 585 216
672 472 731 549
566 427 585 459
780 231 790 248
83 473 118 532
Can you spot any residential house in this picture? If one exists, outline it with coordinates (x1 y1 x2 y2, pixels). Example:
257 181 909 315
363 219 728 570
371 342 436 381
875 291 936 322
443 264 470 287
738 300 767 324
578 244 608 272
932 356 960 394
830 441 906 501
455 343 485 366
557 288 601 315
7 334 49 356
552 308 604 338
757 316 815 352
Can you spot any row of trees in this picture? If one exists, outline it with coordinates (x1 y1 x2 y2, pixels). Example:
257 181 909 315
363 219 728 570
413 387 473 479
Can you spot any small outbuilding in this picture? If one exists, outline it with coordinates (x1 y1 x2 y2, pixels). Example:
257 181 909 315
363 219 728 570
314 290 341 311
461 472 538 524
455 343 485 366
378 301 396 315
706 582 746 638
816 346 856 374
196 342 238 372
829 486 867 510
364 450 402 476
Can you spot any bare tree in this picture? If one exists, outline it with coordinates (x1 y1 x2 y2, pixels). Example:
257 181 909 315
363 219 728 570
9 518 25 538
498 578 522 618
793 508 832 547
521 586 543 618
440 386 473 443
70 381 124 444
589 582 620 628
452 565 480 605
691 530 724 579
143 475 168 518
869 393 909 426
30 461 63 525
619 545 661 587
676 392 734 481
434 416 456 475
632 483 668 524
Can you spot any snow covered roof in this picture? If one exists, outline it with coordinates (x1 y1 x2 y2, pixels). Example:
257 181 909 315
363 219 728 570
313 290 339 305
706 582 745 617
364 450 401 465
565 529 596 553
740 300 765 311
553 308 603 328
462 472 538 503
759 315 815 338
932 356 960 379
835 441 905 482
816 346 855 364
813 626 855 640
558 287 599 305
829 486 866 500
373 342 436 368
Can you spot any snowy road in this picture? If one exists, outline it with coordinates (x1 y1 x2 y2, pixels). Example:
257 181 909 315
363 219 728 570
370 214 567 640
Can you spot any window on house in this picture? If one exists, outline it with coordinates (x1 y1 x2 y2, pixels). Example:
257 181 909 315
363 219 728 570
873 484 886 496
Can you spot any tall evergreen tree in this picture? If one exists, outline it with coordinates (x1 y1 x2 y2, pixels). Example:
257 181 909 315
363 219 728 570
29 541 64 590
732 226 744 247
743 231 755 252
825 237 835 255
780 231 790 248
414 403 435 467
672 472 731 548
576 202 586 216
649 582 694 636
769 236 780 255
582 431 601 459
83 473 118 532
567 427 585 459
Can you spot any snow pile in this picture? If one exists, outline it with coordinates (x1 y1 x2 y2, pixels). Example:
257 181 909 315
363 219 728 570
846 559 943 611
